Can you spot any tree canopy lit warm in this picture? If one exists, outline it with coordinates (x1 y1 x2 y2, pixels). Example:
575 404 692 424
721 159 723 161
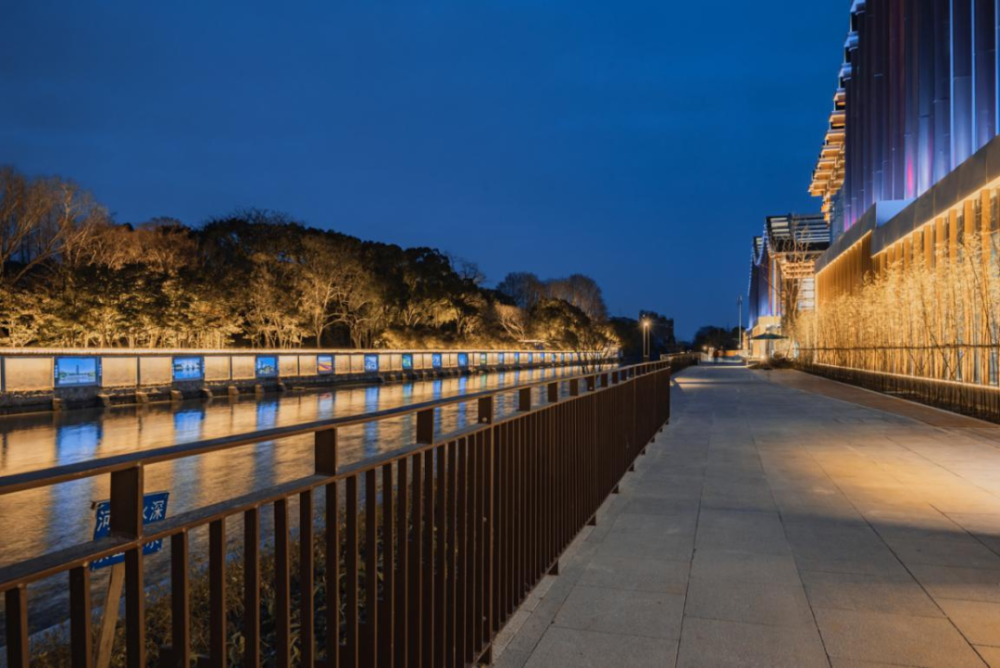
0 167 624 351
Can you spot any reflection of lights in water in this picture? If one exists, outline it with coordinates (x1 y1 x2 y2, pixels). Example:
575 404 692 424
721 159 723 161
364 420 380 455
497 372 507 386
317 393 334 418
480 373 489 389
173 410 204 444
256 402 278 430
458 376 468 392
55 423 101 459
402 383 414 400
433 379 443 400
364 386 380 412
455 401 468 429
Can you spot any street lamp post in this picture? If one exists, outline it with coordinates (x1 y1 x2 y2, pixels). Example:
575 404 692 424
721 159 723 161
738 295 743 357
642 319 651 362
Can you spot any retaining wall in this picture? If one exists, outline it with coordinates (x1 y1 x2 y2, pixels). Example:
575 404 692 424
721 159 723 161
0 348 609 413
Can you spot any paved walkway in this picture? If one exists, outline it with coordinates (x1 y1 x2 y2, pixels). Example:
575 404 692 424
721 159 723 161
495 365 1000 668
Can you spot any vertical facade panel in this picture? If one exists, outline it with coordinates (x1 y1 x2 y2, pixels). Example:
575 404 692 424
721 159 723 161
935 0 954 184
975 0 997 149
953 0 975 167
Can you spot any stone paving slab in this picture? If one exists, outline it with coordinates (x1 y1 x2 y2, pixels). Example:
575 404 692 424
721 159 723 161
496 366 1000 667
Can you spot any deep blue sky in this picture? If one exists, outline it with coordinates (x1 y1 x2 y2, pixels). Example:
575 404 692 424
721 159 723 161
2 1 846 339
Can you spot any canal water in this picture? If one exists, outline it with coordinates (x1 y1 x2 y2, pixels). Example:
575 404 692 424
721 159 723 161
0 364 607 635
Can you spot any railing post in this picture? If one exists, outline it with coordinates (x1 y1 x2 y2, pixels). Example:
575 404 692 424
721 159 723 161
209 519 226 668
5 585 29 668
69 566 93 668
518 387 532 411
547 382 558 404
586 376 596 392
108 465 145 667
569 379 580 396
110 465 144 539
417 408 435 444
315 428 337 476
171 531 191 668
478 396 494 424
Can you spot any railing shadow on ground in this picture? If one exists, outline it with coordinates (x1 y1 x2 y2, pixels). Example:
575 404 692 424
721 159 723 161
0 357 693 667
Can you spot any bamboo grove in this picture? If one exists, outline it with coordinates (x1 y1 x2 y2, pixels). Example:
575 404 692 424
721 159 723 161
793 228 1000 387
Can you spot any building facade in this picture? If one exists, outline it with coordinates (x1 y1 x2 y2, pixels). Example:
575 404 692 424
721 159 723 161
747 214 830 358
804 0 1000 390
816 0 1000 235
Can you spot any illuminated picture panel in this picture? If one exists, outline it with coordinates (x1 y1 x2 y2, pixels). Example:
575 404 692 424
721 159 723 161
458 353 469 368
498 352 505 364
364 354 379 373
172 356 205 382
528 353 534 363
514 352 521 364
54 357 100 388
255 355 279 378
480 352 488 366
432 353 443 369
402 353 413 370
317 355 334 375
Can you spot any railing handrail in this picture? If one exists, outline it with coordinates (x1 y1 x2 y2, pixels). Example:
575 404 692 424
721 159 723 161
0 360 671 497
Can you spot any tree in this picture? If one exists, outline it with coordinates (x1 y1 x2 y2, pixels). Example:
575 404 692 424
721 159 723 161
0 169 623 353
0 166 106 285
546 274 608 321
447 253 487 287
492 303 528 341
497 272 544 310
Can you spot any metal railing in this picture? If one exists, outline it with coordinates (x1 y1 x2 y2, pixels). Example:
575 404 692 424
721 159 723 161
0 360 678 667
799 361 1000 423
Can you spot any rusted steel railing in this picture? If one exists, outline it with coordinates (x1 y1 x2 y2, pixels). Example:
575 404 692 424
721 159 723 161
0 359 678 667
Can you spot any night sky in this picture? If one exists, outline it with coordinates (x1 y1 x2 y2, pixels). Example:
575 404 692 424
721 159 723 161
2 1 846 339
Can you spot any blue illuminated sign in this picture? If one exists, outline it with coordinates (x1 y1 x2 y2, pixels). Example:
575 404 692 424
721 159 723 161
172 356 204 382
256 356 278 378
364 354 379 372
498 352 505 364
432 353 443 369
54 357 100 388
458 353 469 368
402 353 413 370
480 353 488 365
91 491 169 570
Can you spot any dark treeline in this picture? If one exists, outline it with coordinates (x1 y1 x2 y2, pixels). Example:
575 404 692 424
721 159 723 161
0 167 674 351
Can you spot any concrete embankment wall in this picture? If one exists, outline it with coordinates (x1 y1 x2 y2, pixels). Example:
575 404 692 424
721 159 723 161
0 348 609 414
